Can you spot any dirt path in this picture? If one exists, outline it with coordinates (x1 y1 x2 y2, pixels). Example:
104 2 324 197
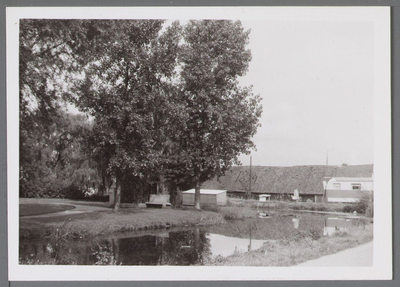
296 241 373 266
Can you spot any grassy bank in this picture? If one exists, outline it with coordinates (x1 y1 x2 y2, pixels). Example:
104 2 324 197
217 205 361 221
227 198 372 216
20 207 225 239
228 198 346 211
205 221 373 266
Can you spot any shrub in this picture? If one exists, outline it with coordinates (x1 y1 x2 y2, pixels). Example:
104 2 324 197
365 202 374 217
353 202 367 214
63 185 87 200
342 203 366 214
357 192 374 217
84 194 109 202
342 205 354 213
342 193 373 216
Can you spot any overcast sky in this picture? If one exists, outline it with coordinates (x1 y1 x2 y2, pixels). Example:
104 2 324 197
237 20 374 167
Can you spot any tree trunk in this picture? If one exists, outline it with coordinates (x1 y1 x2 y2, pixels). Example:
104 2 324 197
113 177 121 211
157 174 167 195
194 182 201 211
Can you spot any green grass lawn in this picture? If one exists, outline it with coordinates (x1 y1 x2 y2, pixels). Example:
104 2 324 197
20 203 76 217
19 207 226 239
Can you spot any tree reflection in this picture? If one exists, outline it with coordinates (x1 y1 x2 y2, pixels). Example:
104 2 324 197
115 229 211 265
19 228 212 265
91 240 117 265
19 238 83 265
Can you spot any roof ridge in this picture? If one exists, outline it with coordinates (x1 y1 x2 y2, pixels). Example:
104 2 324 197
201 164 374 195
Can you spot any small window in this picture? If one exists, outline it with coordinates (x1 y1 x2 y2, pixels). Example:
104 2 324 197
352 184 361 190
333 183 341 189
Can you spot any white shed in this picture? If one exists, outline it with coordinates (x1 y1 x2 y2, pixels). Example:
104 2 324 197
259 194 271 202
182 189 227 208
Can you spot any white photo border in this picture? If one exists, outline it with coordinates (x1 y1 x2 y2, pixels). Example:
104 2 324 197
6 6 392 281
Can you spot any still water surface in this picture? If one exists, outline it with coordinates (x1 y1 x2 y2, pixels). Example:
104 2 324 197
19 212 366 265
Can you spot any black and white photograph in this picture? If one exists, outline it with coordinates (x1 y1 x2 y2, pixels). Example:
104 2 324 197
6 6 391 281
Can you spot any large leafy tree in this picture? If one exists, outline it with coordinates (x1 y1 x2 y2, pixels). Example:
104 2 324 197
177 20 262 209
74 20 183 210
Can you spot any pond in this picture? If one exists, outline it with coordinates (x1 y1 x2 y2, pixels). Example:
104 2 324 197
19 212 367 265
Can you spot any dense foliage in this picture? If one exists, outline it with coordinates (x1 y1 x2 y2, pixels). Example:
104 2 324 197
19 19 262 209
19 110 97 199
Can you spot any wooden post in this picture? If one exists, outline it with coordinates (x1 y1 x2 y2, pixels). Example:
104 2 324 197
194 182 201 210
249 156 252 199
113 178 121 211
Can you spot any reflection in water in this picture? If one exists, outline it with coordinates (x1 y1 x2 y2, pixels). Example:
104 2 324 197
19 229 263 265
323 217 355 236
19 214 365 265
19 229 212 266
292 217 300 229
258 212 271 218
207 234 265 257
115 228 212 265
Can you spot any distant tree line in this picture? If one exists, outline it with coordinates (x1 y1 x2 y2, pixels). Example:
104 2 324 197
19 19 262 210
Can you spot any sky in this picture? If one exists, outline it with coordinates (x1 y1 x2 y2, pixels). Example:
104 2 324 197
236 20 374 167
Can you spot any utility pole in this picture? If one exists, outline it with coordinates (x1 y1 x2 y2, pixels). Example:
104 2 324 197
249 156 252 198
326 150 328 166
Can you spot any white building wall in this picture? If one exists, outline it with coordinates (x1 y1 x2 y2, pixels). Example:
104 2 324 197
326 177 373 190
324 177 373 203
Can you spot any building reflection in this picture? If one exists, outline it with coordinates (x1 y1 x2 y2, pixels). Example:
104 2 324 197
323 217 353 236
292 217 300 229
19 229 212 266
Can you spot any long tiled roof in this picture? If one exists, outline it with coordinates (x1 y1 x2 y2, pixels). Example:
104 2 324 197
201 164 373 195
182 189 227 194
